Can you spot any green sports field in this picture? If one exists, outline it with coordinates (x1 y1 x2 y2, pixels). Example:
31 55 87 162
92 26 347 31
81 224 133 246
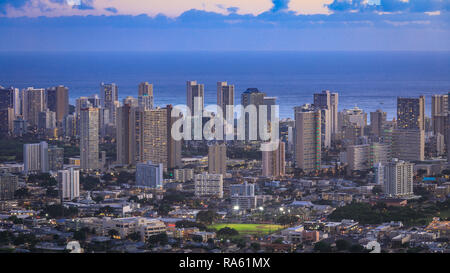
208 223 283 235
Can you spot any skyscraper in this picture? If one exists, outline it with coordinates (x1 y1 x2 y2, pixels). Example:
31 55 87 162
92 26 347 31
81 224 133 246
186 81 204 115
431 94 448 143
46 86 69 123
370 109 387 137
48 146 64 172
38 109 56 131
263 96 277 123
166 105 182 169
80 107 99 171
22 87 46 128
100 83 119 125
0 108 14 136
314 90 339 138
0 173 18 201
262 141 286 177
23 141 49 173
116 103 136 165
391 129 425 162
138 82 154 110
136 161 163 188
217 81 234 120
241 88 266 142
136 107 168 168
397 96 425 130
294 105 322 172
58 168 80 201
383 159 414 197
0 87 19 116
208 143 227 175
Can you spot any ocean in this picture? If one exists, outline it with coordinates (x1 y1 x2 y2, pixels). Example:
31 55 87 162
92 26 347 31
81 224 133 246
0 51 449 120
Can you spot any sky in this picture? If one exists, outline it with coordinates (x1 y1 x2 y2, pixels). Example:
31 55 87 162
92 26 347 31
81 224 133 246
0 0 449 51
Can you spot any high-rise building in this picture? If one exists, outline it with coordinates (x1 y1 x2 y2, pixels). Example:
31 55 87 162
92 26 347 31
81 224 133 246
370 109 387 137
0 108 15 136
48 146 64 172
0 173 18 200
262 141 285 177
138 82 154 97
80 107 99 171
241 88 266 142
369 142 391 167
391 129 425 162
294 105 321 172
346 144 370 172
23 141 49 173
0 87 20 116
58 168 80 201
186 81 204 115
397 96 425 130
217 81 235 120
230 181 256 210
431 95 448 151
22 87 46 128
166 105 182 169
100 83 119 125
383 159 414 197
174 168 194 182
46 86 69 123
136 161 163 188
263 97 277 123
314 90 339 138
431 94 448 119
38 109 56 131
208 143 227 175
136 107 168 168
138 82 154 110
116 103 136 165
194 173 223 198
339 106 367 129
346 142 391 173
63 114 77 137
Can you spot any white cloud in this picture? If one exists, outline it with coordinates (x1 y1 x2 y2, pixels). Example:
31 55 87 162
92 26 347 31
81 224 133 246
2 0 275 18
288 0 333 15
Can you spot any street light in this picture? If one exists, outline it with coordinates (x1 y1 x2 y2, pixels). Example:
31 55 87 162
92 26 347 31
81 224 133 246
233 205 240 211
259 206 264 211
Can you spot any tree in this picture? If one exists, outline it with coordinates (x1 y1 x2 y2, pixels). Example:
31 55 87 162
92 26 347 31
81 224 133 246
216 227 239 238
127 232 141 242
250 242 261 251
196 210 218 225
349 244 367 253
314 241 332 253
192 235 203 243
73 230 87 242
43 204 78 219
108 229 119 238
335 239 351 251
175 220 207 231
276 215 299 226
14 188 30 199
147 233 168 246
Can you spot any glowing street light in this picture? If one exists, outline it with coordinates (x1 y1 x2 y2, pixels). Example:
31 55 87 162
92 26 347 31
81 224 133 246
259 206 264 211
233 205 240 211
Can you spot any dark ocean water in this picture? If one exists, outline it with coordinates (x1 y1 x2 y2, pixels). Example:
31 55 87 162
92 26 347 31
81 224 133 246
0 51 449 120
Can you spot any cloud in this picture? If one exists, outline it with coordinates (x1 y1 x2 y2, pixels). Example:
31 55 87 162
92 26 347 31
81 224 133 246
327 0 450 12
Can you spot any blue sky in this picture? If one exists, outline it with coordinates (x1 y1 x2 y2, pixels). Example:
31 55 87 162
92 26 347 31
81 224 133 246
0 0 449 51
